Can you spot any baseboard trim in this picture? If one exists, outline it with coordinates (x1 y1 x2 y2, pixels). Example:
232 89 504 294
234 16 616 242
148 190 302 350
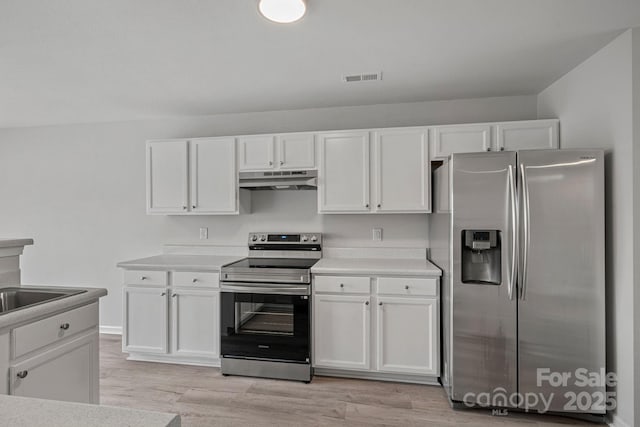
99 326 123 335
314 367 440 385
609 414 631 427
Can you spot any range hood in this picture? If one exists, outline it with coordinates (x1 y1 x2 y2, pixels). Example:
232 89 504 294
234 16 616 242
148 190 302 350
239 170 318 191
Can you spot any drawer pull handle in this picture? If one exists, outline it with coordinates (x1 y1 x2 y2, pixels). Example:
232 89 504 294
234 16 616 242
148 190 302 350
140 276 147 280
340 283 344 288
405 285 410 290
17 371 28 379
161 292 166 296
192 278 198 283
60 323 70 330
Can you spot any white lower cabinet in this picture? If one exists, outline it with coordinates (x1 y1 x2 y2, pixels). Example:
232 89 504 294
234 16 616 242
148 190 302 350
1 302 100 404
121 269 221 366
171 289 219 358
313 274 439 381
10 332 98 403
313 294 371 370
376 297 438 376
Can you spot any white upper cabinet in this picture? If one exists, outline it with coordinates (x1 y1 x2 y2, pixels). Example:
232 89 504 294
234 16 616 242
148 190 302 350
373 128 430 213
147 140 189 214
146 138 239 215
496 119 559 151
190 137 237 214
277 133 315 169
432 124 492 158
237 135 276 170
318 131 370 213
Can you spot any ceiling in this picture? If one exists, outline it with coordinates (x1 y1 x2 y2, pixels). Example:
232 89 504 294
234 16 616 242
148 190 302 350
2 0 640 128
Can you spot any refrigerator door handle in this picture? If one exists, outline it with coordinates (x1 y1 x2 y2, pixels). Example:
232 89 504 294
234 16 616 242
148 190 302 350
520 163 531 300
508 164 517 300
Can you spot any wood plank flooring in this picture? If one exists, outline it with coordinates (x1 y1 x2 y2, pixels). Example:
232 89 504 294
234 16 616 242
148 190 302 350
99 335 599 426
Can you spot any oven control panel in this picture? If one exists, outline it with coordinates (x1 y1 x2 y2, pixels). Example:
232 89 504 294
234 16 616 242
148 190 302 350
248 233 322 245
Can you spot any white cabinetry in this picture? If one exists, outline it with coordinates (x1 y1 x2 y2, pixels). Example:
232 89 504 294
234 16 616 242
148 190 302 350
318 131 370 213
313 274 439 381
121 269 220 366
147 137 239 215
432 160 450 213
318 128 431 214
313 294 371 370
373 128 430 213
238 133 316 171
2 302 100 404
431 119 559 159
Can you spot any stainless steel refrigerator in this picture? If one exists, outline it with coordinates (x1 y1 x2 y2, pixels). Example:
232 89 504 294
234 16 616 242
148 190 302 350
430 149 605 417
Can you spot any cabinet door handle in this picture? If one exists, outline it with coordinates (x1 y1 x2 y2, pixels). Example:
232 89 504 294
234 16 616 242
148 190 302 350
16 371 28 379
365 301 369 306
60 323 70 330
192 278 198 283
161 292 166 296
378 302 383 306
365 204 369 208
500 147 505 151
486 147 492 152
171 293 177 298
192 205 196 209
280 160 284 166
377 204 381 208
340 283 344 288
182 206 187 210
269 161 273 166
405 285 410 290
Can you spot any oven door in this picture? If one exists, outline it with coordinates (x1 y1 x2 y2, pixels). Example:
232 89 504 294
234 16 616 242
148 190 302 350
220 285 310 363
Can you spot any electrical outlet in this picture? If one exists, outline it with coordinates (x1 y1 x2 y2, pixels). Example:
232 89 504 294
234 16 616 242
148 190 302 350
372 228 382 241
199 227 208 240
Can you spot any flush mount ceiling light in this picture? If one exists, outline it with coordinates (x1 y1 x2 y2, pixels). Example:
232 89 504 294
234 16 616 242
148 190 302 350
258 0 306 24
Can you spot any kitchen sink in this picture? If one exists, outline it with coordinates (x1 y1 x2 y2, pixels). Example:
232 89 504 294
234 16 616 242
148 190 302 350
0 287 86 315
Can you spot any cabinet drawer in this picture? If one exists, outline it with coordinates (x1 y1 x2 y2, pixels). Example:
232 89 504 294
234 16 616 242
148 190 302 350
172 271 220 288
124 270 167 286
376 277 438 296
12 303 98 359
315 276 370 294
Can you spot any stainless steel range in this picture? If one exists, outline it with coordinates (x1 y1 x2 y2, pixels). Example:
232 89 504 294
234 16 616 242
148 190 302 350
220 232 321 382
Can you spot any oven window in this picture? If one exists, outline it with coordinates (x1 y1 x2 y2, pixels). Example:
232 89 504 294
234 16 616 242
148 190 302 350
235 302 294 336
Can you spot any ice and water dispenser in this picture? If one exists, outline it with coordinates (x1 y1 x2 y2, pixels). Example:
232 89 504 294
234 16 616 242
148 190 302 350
461 230 501 285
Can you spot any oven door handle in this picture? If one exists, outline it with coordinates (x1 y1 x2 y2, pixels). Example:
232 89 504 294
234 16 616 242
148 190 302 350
221 284 310 296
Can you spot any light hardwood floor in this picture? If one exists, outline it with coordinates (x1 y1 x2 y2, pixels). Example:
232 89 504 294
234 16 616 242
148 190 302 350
100 335 599 426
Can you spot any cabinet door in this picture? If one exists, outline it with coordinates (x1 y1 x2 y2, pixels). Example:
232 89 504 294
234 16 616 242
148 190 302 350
313 294 370 370
123 287 168 354
373 128 430 213
190 137 237 214
238 135 275 170
432 125 492 158
10 332 99 404
146 140 189 214
277 133 315 169
171 289 219 359
376 297 438 376
496 119 559 151
318 131 370 213
0 332 8 395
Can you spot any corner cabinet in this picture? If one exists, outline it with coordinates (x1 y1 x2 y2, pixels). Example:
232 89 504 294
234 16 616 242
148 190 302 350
313 274 440 382
147 137 240 215
121 269 221 366
317 128 430 214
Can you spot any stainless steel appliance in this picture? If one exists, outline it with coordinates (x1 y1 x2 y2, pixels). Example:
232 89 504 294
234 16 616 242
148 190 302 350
238 170 317 190
220 232 321 382
431 150 605 418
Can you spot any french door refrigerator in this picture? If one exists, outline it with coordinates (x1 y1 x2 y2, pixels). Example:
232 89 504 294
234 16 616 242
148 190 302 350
432 149 605 417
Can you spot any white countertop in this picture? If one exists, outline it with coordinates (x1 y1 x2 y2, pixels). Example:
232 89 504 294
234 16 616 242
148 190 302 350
0 286 107 330
0 395 180 427
0 238 34 248
116 254 244 271
311 257 442 276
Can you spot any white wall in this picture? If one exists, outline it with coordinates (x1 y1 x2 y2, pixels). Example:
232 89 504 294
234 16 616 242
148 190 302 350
0 95 536 331
538 30 635 427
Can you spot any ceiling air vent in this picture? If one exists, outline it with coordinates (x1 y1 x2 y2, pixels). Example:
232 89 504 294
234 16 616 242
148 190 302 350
342 72 383 83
